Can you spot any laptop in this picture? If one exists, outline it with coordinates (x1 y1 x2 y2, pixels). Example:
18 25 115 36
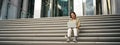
67 22 77 28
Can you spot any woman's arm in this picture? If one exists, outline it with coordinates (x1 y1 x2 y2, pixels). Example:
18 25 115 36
77 18 80 29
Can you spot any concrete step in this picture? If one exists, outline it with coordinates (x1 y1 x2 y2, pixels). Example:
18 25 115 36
0 37 120 42
0 23 120 27
5 18 120 22
0 21 120 25
1 15 120 20
1 22 120 25
0 28 119 31
0 28 120 31
0 41 120 45
0 25 120 28
0 20 120 23
0 33 120 37
0 29 120 34
10 19 119 22
0 17 120 21
0 25 120 29
0 26 120 30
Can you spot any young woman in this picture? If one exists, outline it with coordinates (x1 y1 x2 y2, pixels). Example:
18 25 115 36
67 12 80 42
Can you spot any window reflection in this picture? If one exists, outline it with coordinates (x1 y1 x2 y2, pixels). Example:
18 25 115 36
41 0 50 17
41 0 70 17
85 0 94 15
56 0 68 16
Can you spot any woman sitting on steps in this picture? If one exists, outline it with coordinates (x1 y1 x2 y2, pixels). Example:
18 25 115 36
66 12 80 42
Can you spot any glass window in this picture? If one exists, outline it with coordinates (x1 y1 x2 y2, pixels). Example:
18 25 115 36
41 0 50 17
96 0 102 15
27 0 34 18
0 0 3 17
20 0 35 18
55 0 68 16
85 0 94 15
41 0 73 17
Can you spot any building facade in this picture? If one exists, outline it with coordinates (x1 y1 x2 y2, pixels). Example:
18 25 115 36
0 0 120 20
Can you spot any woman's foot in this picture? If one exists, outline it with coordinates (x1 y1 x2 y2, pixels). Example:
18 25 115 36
66 37 71 42
73 36 77 42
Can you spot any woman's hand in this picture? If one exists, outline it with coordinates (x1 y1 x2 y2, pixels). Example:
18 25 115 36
76 26 80 30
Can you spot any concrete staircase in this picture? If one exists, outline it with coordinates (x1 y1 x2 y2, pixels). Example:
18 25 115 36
0 15 120 45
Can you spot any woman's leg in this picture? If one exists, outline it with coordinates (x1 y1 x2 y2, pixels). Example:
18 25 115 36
67 28 72 37
73 28 78 37
73 28 78 42
67 28 72 42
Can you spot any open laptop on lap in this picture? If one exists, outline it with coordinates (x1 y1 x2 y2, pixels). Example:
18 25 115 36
67 22 77 28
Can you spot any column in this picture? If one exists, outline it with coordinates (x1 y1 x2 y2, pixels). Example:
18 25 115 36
34 0 42 18
93 0 96 15
102 0 108 15
21 0 29 18
0 0 8 19
0 0 3 16
111 0 116 14
68 0 71 16
7 0 19 19
107 0 112 14
74 0 83 16
49 0 53 17
114 0 120 15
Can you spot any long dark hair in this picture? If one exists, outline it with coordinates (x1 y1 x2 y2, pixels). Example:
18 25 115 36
70 12 76 18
